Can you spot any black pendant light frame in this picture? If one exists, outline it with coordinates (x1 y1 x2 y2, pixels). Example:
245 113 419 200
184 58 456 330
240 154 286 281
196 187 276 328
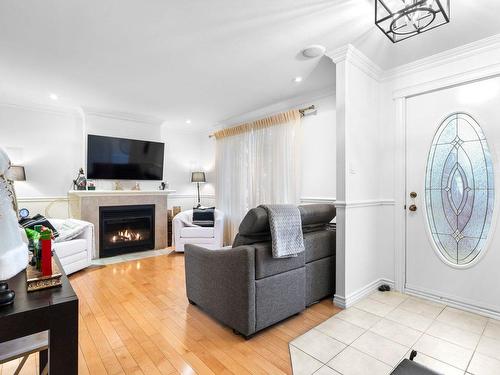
375 0 450 43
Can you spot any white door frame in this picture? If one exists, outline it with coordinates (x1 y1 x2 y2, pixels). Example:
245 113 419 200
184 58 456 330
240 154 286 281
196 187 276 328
393 65 500 295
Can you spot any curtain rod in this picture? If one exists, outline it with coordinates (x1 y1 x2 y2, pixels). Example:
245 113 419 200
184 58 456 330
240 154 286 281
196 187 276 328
208 105 316 138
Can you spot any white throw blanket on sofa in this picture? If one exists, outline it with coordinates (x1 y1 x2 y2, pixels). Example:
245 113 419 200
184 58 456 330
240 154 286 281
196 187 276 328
53 219 92 242
259 204 305 258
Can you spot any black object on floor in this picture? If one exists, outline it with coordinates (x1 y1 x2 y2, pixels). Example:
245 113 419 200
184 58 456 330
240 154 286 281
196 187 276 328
378 284 391 292
391 350 440 375
409 350 417 361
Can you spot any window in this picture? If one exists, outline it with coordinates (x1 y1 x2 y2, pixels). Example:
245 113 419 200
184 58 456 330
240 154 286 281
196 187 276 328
425 113 495 266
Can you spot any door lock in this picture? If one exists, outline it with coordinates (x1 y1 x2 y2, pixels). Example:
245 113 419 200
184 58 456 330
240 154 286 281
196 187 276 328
409 191 418 212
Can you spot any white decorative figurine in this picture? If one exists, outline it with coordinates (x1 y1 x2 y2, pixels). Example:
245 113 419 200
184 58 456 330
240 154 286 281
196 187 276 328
0 147 28 281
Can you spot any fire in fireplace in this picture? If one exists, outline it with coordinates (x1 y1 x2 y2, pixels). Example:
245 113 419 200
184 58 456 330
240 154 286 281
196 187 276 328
111 229 143 243
99 205 155 257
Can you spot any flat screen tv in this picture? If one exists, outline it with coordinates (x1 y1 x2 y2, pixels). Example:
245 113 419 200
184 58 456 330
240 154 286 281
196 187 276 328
87 135 165 180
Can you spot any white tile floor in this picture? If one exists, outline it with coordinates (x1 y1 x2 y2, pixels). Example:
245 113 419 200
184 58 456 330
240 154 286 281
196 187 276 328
289 291 500 375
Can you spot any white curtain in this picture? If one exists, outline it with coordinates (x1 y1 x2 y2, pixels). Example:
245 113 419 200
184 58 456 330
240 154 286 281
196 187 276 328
215 110 302 243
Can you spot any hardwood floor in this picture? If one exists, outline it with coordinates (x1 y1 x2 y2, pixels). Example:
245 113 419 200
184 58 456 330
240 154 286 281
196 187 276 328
0 252 340 374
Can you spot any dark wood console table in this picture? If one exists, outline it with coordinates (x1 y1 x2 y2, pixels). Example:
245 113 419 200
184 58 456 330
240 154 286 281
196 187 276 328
0 255 78 374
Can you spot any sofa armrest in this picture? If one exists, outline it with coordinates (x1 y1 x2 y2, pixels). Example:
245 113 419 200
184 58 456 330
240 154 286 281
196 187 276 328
184 244 256 336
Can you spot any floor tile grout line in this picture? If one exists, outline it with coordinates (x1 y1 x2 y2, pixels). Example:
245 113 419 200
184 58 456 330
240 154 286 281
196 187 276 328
290 292 500 374
289 341 342 366
465 316 490 373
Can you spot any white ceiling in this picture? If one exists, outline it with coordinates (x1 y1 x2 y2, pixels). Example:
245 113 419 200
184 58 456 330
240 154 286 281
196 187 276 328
1 0 499 129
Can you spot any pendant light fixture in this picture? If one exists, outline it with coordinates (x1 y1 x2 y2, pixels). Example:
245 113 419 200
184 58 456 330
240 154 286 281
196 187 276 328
375 0 450 43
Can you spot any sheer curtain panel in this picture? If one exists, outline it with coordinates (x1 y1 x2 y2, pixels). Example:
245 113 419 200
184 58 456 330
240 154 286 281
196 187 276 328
215 109 302 243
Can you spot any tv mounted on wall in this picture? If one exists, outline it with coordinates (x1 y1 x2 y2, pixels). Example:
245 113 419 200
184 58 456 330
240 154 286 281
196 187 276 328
87 135 165 180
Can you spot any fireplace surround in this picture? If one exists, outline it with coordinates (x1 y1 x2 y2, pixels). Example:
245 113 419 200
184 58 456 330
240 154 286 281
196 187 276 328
99 204 155 257
68 190 174 258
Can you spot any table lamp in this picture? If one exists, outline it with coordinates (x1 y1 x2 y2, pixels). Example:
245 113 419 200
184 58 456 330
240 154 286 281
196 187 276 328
191 171 206 208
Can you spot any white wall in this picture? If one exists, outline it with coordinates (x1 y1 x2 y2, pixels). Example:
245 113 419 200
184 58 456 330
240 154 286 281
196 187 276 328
1 105 83 197
162 126 215 210
330 46 390 308
218 88 336 204
0 105 83 218
0 104 212 217
300 95 336 201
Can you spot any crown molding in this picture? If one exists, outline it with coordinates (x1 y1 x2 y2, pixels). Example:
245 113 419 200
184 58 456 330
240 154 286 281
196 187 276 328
0 100 81 117
82 107 165 126
327 44 383 82
383 33 500 81
216 86 335 129
326 45 350 64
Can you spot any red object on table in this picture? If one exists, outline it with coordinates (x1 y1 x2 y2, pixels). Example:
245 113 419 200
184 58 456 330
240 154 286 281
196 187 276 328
41 230 53 276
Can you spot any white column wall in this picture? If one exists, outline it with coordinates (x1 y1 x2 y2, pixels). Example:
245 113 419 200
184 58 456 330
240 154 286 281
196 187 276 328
329 46 393 308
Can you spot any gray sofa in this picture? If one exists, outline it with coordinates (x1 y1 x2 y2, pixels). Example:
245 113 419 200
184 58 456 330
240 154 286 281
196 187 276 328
184 204 336 338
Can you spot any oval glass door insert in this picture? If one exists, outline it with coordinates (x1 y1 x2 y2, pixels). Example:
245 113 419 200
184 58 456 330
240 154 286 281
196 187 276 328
425 113 495 266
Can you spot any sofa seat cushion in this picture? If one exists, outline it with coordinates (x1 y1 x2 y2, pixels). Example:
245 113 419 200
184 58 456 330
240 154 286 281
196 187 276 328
304 230 335 263
255 267 306 331
53 239 87 259
306 256 334 305
254 242 304 280
181 227 214 238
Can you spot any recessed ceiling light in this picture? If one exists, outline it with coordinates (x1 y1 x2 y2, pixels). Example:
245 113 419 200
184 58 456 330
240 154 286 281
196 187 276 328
185 119 192 124
302 45 326 58
293 77 303 83
49 93 58 101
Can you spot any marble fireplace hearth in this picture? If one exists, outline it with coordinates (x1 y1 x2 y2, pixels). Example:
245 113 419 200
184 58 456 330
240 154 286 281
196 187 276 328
68 190 175 258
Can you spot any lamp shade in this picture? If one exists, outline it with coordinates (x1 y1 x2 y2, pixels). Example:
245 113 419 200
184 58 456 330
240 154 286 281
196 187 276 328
9 165 26 181
191 171 206 183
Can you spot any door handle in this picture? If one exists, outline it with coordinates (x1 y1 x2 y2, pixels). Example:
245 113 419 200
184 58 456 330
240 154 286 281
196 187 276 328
409 204 417 212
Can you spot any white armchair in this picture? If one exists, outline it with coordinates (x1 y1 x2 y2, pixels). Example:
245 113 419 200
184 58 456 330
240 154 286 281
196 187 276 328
173 209 224 252
51 219 94 274
20 219 94 275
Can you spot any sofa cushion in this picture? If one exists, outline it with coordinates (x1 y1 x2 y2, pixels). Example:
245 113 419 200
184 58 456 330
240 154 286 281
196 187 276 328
181 227 214 238
53 239 87 259
298 204 336 226
255 267 306 331
304 230 335 263
253 242 304 279
306 256 334 305
238 204 336 236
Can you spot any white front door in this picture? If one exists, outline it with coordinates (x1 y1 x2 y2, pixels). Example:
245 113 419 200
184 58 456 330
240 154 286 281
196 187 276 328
406 77 500 314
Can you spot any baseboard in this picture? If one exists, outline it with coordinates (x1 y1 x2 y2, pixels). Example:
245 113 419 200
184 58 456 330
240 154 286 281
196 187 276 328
405 285 500 320
334 278 395 309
